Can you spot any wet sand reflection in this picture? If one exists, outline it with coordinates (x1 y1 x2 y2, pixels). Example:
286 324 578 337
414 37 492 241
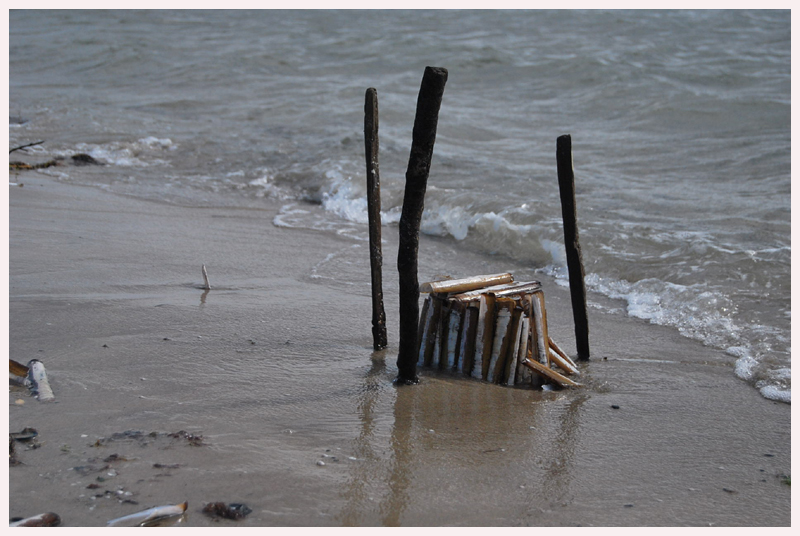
337 351 390 526
338 361 589 526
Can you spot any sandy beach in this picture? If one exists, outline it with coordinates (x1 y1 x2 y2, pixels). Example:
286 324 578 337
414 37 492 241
7 172 791 527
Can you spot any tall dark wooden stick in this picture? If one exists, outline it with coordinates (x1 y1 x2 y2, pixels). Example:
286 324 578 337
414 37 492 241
556 134 590 360
365 88 388 350
396 66 448 384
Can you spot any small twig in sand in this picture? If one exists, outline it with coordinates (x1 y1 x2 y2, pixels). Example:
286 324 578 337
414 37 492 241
9 140 45 154
201 264 211 290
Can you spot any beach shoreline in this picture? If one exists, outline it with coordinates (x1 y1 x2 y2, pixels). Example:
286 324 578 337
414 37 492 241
7 172 791 527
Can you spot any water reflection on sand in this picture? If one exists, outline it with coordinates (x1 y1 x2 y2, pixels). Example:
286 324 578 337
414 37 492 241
336 352 589 526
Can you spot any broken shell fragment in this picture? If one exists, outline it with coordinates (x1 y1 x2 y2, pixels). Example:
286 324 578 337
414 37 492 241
106 501 188 527
9 513 61 527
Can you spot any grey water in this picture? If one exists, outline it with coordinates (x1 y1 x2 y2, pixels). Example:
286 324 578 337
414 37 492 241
8 10 790 402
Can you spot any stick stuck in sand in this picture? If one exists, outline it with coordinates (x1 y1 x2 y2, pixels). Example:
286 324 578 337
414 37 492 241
396 66 448 384
201 264 211 290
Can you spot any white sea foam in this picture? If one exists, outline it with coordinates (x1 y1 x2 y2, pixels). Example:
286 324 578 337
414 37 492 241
322 181 368 225
272 203 310 228
759 385 791 404
308 177 792 400
272 201 369 242
540 240 567 271
584 274 742 347
731 349 758 381
63 137 175 167
248 176 271 187
306 173 790 403
310 253 337 280
416 204 560 266
247 174 287 199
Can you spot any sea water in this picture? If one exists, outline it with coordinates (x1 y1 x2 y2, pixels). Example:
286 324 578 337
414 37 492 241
8 10 790 403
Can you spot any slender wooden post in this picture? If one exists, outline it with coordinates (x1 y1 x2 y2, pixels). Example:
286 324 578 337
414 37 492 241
556 134 590 360
396 66 448 384
365 88 388 350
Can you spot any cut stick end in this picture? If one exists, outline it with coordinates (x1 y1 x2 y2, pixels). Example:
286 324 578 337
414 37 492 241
201 264 211 290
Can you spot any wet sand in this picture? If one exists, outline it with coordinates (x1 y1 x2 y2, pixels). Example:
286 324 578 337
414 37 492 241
7 173 791 527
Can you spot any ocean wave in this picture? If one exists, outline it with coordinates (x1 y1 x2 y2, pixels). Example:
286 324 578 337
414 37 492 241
53 137 176 167
305 176 790 402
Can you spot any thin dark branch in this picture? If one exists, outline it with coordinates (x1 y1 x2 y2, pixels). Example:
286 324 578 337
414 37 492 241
365 88 388 350
9 140 45 154
396 66 448 384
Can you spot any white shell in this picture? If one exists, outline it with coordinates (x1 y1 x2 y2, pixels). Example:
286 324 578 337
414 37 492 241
107 502 188 527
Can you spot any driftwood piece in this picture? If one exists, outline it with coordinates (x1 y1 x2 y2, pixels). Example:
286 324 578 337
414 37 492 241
515 316 532 385
445 301 465 369
474 293 497 380
365 87 388 350
9 140 44 154
396 66 448 384
531 291 550 367
420 272 513 294
9 159 59 170
491 282 542 298
522 295 538 361
549 338 579 374
413 274 580 390
451 281 529 302
522 359 582 388
503 306 524 386
487 299 514 383
458 301 479 375
420 295 442 367
436 299 452 369
416 296 432 365
556 134 590 360
549 348 579 376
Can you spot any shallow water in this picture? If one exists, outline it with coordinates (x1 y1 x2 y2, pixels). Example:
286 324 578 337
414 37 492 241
8 173 791 526
8 9 790 403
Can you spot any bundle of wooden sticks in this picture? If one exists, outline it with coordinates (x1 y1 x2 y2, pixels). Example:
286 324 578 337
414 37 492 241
416 273 580 388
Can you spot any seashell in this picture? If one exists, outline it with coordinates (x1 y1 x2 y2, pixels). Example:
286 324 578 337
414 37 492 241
26 359 54 402
9 513 61 527
9 427 38 442
106 501 188 527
